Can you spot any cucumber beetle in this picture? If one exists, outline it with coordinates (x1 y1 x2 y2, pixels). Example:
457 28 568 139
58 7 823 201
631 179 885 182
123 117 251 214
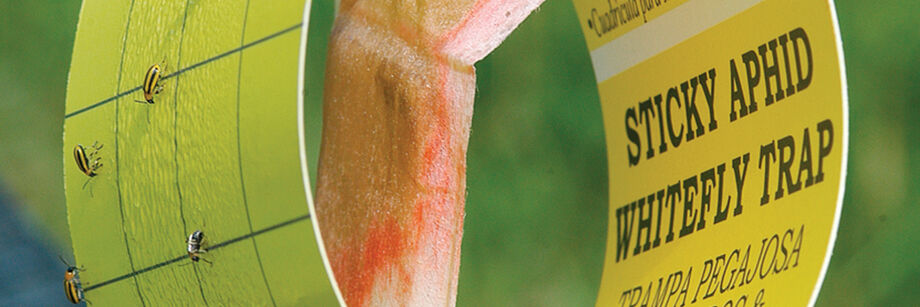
59 256 89 304
135 61 167 104
73 142 103 189
186 230 212 265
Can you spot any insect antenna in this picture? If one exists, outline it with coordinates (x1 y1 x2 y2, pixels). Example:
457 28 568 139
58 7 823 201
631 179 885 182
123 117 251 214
83 179 95 198
58 255 71 267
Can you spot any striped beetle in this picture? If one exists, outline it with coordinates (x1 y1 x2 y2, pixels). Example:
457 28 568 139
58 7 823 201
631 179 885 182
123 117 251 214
73 142 103 189
135 61 167 104
60 256 88 304
186 230 212 264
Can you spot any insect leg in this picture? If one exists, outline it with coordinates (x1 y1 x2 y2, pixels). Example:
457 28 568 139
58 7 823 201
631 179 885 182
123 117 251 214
91 160 103 172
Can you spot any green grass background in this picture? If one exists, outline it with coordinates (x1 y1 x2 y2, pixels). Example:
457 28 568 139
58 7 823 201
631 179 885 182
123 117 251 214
1 0 918 305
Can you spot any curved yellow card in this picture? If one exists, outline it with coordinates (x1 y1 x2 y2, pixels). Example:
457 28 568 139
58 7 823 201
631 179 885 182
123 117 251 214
572 0 848 305
63 0 339 305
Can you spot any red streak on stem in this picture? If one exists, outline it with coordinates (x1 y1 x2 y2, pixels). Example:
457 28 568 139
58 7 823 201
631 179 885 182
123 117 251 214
346 218 411 306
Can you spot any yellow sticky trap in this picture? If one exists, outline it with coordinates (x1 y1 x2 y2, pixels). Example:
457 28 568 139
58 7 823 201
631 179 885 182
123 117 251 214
572 0 847 305
63 0 338 305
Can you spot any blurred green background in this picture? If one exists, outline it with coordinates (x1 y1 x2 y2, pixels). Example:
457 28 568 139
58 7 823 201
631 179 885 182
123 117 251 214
1 0 917 305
